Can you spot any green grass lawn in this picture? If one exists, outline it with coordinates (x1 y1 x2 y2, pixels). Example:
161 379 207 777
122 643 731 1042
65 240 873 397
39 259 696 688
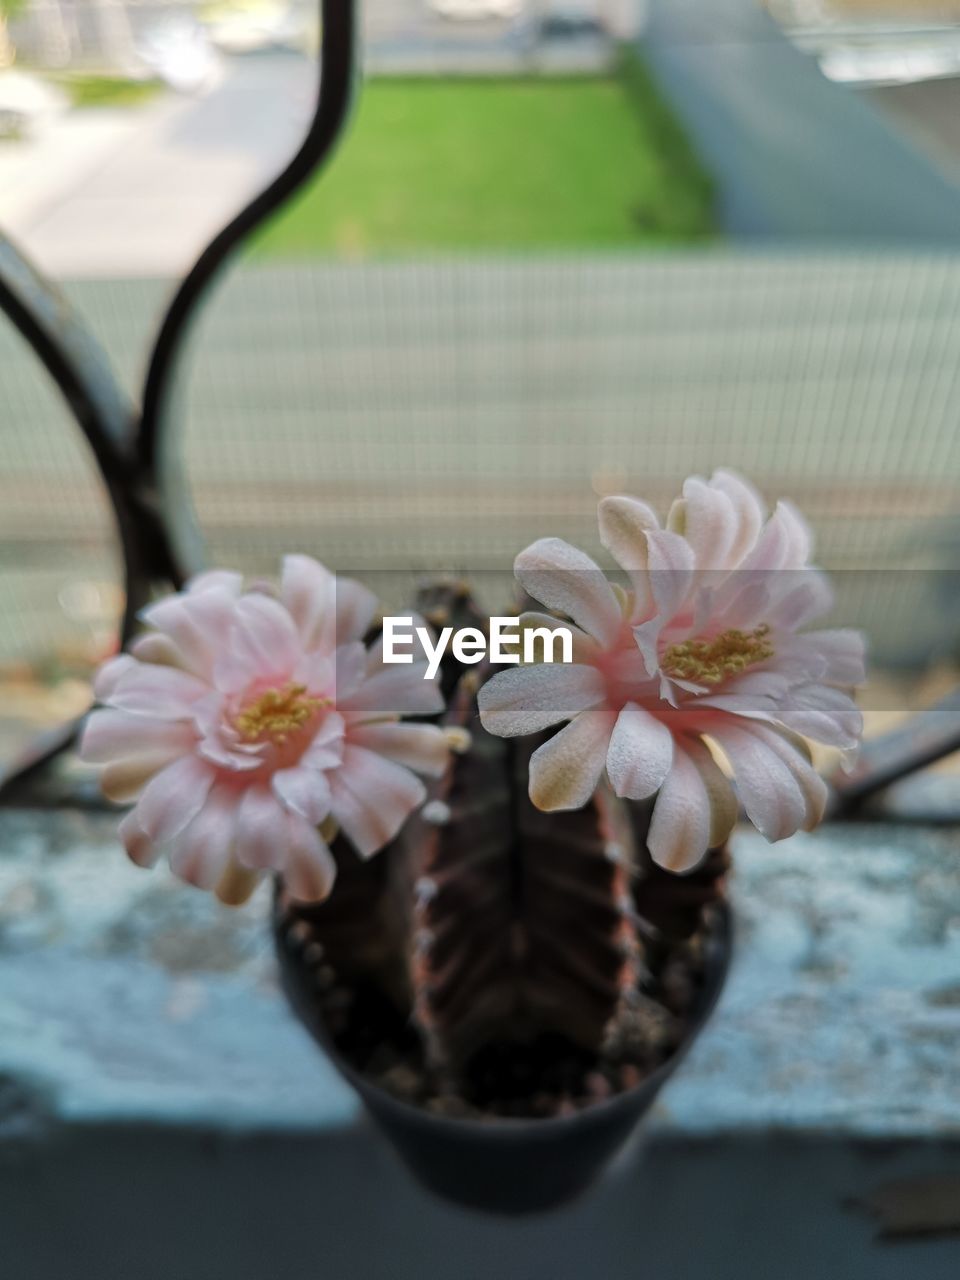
255 56 716 258
51 75 164 110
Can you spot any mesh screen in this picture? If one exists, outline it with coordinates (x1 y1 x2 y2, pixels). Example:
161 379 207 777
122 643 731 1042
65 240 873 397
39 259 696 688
170 252 959 576
2 249 959 766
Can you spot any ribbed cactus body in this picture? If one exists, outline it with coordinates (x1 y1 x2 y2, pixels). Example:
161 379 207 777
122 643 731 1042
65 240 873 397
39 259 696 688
408 676 640 1072
276 582 728 1110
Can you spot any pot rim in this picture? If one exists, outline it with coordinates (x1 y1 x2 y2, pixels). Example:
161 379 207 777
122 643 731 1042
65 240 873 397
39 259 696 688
276 897 734 1141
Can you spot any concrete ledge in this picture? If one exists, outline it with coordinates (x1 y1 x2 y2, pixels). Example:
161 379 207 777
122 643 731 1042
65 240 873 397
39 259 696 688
2 809 960 1275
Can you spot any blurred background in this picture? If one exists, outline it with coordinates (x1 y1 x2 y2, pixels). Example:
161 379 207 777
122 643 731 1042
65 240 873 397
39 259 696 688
1 0 959 780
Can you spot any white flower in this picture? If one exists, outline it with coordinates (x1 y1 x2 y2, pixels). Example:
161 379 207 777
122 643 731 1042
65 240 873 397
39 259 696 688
81 557 448 903
479 471 865 873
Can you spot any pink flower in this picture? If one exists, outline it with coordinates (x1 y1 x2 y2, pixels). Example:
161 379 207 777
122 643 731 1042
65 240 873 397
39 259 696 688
81 557 448 904
479 471 865 873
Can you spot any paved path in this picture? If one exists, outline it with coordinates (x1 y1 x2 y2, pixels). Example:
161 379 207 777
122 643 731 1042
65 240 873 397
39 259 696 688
0 19 607 280
643 0 960 240
0 52 316 278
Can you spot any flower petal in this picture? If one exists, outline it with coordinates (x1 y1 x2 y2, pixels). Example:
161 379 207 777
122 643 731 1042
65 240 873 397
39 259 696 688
756 724 828 830
273 764 333 825
187 570 243 597
597 495 660 617
214 861 261 906
100 663 210 719
333 641 367 701
93 654 138 700
169 786 237 889
229 593 302 678
349 721 450 778
302 711 346 770
694 670 791 722
139 587 237 680
647 742 713 873
644 528 696 627
234 785 288 872
710 575 772 634
294 650 335 696
280 554 335 646
129 632 187 668
118 810 158 868
101 752 181 804
80 709 194 763
776 500 813 569
780 684 863 749
606 702 674 800
330 746 426 858
335 577 379 646
797 629 867 686
340 663 444 719
528 709 616 811
738 501 809 576
632 616 663 678
708 720 825 841
685 736 739 848
515 537 623 646
196 733 265 773
281 814 337 902
478 663 605 738
672 476 739 573
133 755 215 844
763 571 833 631
708 470 765 566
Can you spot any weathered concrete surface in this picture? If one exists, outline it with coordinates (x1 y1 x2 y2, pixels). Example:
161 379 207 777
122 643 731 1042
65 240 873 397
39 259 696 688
2 808 960 1276
3 809 960 1134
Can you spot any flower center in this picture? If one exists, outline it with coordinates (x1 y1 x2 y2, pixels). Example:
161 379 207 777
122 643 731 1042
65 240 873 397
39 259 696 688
661 624 773 686
234 683 328 745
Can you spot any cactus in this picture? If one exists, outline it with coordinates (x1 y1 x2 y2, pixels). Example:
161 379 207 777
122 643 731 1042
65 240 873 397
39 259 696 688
276 582 728 1117
83 473 863 1122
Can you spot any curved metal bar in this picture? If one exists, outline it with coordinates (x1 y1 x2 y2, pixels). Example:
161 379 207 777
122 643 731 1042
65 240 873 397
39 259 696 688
0 236 154 799
0 237 135 469
0 241 194 642
0 1 357 803
139 0 359 583
829 687 960 819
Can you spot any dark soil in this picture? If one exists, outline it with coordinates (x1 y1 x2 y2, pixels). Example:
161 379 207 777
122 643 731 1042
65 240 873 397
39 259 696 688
294 927 713 1121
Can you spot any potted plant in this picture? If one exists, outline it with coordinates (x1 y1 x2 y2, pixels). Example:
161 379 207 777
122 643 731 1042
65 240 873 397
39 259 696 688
80 470 865 1215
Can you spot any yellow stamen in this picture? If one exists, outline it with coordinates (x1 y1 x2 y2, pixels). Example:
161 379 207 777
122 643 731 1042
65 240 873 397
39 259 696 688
235 683 326 744
661 624 773 686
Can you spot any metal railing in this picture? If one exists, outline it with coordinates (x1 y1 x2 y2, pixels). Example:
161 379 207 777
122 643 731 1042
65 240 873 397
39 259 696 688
0 0 956 815
0 0 356 799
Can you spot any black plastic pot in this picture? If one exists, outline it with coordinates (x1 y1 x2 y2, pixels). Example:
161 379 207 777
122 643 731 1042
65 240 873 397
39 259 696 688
274 901 732 1217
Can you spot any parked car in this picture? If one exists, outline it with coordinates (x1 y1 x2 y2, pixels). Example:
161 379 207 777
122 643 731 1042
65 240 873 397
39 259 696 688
763 0 960 84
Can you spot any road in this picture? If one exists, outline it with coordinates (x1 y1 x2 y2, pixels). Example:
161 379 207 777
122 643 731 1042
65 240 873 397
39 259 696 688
643 0 960 240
